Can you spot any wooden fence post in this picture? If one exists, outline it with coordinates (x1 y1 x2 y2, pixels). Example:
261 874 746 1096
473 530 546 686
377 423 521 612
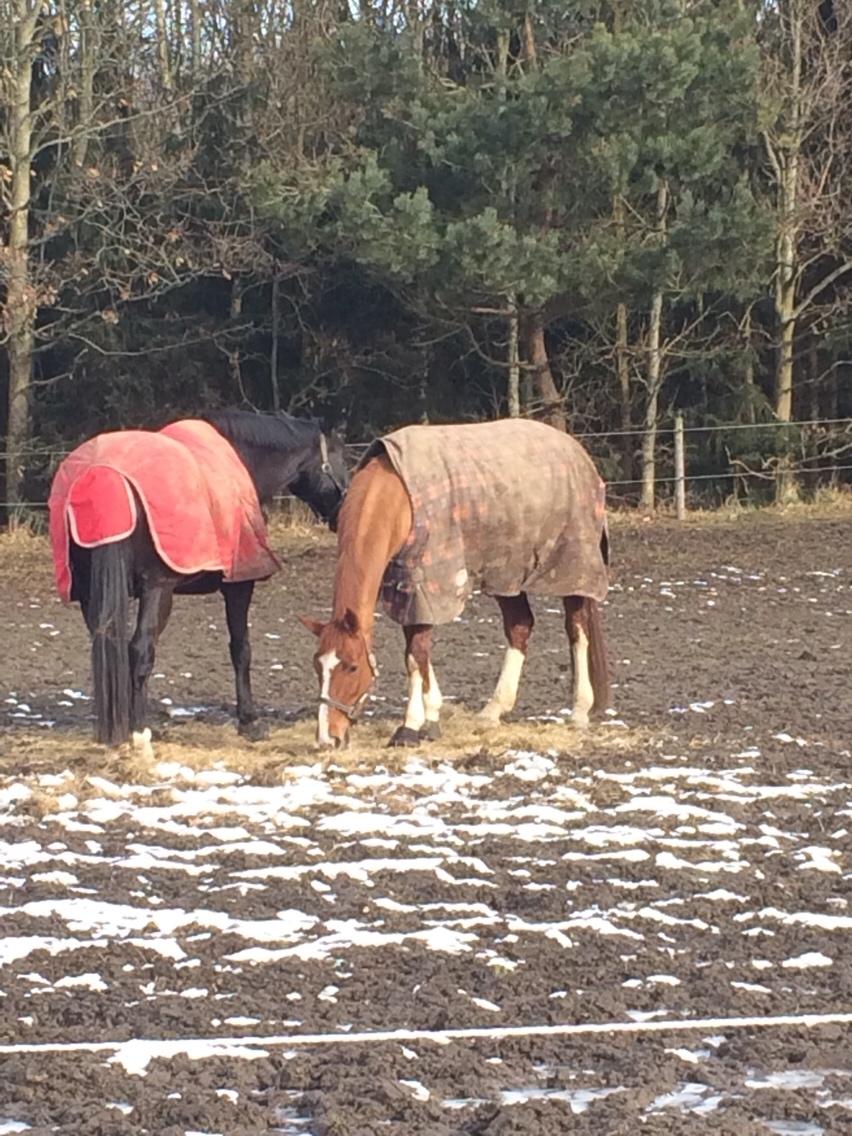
674 415 686 520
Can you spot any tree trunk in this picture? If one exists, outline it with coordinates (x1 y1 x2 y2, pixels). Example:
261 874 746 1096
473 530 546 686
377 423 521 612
5 1 46 515
808 333 819 422
742 307 757 424
189 0 202 80
640 287 664 512
153 0 173 92
616 300 632 480
233 0 254 86
827 356 839 423
613 196 632 480
775 302 795 423
772 4 803 504
639 179 669 512
418 340 430 424
774 291 798 503
170 0 183 81
506 296 520 418
521 12 536 67
270 272 281 412
72 0 97 168
407 0 425 69
495 27 509 93
525 312 565 431
228 277 244 395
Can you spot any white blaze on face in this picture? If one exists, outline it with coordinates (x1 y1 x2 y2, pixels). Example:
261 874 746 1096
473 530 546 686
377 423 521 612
317 650 340 746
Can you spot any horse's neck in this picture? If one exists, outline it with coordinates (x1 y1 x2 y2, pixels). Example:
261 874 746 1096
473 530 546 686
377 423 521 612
331 539 390 639
332 459 410 638
238 440 310 505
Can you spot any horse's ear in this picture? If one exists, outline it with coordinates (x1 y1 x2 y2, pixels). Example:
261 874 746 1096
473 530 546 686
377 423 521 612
340 608 359 636
298 615 325 638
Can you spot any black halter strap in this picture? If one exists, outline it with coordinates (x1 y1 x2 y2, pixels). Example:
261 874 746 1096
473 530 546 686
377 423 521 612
319 647 379 723
318 432 347 497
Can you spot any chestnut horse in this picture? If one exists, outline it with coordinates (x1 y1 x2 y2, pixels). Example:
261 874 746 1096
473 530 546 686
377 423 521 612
301 426 610 748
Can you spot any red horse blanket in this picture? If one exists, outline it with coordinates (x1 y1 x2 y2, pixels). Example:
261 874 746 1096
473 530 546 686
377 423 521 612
49 419 280 601
360 419 609 626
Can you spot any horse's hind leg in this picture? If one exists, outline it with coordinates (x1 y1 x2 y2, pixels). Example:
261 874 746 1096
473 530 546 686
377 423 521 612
390 624 442 746
223 581 266 740
480 594 534 725
129 582 174 758
563 596 593 729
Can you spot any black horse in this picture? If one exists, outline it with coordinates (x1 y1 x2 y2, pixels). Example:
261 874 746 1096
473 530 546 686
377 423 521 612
60 411 348 749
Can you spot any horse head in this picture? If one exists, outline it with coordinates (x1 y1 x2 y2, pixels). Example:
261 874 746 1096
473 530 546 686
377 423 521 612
290 427 349 530
299 608 377 748
204 411 350 529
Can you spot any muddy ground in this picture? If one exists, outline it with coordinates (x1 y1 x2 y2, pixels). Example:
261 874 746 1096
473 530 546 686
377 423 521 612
0 509 850 1134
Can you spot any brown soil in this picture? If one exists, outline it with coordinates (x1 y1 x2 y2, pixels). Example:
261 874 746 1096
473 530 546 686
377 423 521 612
0 511 850 1134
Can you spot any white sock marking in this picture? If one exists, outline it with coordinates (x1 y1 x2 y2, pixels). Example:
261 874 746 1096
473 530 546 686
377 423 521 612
424 664 443 723
572 628 593 727
481 646 525 722
403 655 426 732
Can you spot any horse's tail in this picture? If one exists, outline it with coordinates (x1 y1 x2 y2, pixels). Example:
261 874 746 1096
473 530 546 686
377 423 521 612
585 597 611 716
89 539 132 745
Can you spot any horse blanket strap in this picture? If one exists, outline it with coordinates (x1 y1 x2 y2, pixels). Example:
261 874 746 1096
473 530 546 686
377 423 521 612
359 419 609 627
49 419 280 602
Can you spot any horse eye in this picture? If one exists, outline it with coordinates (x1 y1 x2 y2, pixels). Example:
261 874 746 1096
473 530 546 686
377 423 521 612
348 663 358 674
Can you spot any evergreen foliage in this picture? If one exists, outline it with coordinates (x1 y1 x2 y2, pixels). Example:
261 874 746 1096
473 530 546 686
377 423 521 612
1 0 850 507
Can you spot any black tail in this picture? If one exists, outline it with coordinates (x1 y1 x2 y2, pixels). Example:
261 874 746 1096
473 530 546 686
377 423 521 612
586 598 611 716
89 540 132 745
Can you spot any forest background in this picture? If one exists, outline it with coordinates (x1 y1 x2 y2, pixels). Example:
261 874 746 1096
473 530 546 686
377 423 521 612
1 0 851 514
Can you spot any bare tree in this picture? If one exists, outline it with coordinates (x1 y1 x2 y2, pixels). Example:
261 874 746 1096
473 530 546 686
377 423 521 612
760 0 852 499
1 0 48 511
639 180 669 511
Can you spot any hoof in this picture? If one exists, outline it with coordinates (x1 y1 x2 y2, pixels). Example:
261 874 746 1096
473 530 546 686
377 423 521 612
478 703 503 727
238 718 269 742
131 728 155 761
572 712 590 731
388 726 422 748
419 721 441 742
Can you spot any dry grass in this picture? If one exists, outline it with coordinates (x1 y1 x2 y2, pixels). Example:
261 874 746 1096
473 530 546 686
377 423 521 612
1 708 664 792
0 514 333 583
4 491 849 575
267 501 328 537
0 523 52 567
608 484 852 529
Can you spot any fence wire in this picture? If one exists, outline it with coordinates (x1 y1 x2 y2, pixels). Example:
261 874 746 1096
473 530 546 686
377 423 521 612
1 416 849 511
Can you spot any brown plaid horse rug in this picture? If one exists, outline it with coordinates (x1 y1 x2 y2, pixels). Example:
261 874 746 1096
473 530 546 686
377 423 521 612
359 419 609 626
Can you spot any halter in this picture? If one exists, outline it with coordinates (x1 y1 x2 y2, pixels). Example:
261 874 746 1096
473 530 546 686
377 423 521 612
318 432 347 497
319 648 379 723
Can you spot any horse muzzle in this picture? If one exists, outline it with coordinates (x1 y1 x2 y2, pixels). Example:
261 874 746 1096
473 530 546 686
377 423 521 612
318 690 371 724
316 728 349 751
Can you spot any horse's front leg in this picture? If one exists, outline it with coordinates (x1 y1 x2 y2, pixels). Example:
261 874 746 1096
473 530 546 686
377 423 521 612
480 593 533 724
129 581 174 759
389 623 442 746
223 581 267 740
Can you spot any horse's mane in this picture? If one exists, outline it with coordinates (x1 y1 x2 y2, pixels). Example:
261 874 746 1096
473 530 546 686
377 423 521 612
204 410 320 453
